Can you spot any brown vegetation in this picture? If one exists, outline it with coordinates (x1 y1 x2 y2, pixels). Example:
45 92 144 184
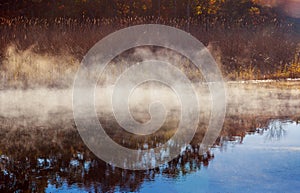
0 16 299 89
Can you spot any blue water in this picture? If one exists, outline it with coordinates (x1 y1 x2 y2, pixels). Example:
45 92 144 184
140 121 300 193
45 121 300 193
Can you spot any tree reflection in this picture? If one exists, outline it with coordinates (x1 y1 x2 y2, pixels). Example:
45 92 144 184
0 126 213 192
264 120 287 141
0 116 293 192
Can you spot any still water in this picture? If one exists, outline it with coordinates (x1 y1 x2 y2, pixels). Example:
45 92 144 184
1 81 300 192
48 120 300 193
0 119 299 193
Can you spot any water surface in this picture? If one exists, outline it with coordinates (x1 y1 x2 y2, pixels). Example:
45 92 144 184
1 81 300 192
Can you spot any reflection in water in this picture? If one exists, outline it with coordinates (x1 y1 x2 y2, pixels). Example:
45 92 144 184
0 120 212 193
263 120 287 141
1 116 299 193
1 82 300 192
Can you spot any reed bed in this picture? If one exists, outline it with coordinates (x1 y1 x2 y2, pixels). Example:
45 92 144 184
0 16 299 89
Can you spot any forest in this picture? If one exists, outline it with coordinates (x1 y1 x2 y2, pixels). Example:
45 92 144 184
0 0 296 20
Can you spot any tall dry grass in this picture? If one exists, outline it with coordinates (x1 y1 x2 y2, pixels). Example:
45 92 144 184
0 44 79 89
0 16 299 89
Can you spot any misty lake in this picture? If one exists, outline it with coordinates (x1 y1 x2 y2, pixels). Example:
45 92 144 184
1 80 300 193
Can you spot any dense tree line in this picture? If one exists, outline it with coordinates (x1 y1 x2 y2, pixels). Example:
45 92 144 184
0 0 280 21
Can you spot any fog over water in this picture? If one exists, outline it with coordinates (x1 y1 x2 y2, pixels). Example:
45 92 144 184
1 81 300 127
